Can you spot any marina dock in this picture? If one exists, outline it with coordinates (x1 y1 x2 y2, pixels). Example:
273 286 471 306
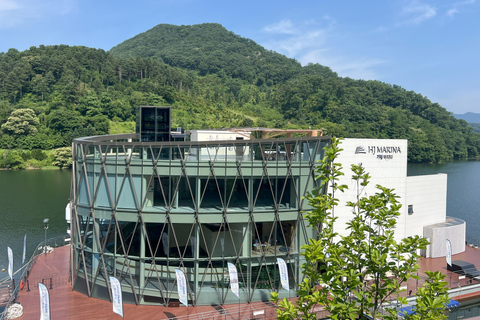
5 244 480 319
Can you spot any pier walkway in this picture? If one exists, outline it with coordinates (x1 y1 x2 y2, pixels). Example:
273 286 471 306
8 245 480 319
13 246 285 319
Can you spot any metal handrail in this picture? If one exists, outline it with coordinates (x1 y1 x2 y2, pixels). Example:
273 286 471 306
0 235 70 320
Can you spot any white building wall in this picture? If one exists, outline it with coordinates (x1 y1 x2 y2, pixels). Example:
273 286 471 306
190 130 250 142
189 130 251 160
423 217 465 258
335 139 408 241
405 174 447 238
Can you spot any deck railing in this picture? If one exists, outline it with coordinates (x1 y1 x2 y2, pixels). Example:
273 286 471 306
0 235 70 320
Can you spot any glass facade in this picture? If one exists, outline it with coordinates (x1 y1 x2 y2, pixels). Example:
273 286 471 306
70 133 330 306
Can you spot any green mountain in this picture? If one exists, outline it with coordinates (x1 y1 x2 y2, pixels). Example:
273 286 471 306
0 23 479 168
454 112 480 124
110 23 336 85
110 23 480 162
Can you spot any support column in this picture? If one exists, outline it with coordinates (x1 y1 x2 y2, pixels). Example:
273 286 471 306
193 223 199 306
92 217 99 284
139 220 145 304
286 133 292 158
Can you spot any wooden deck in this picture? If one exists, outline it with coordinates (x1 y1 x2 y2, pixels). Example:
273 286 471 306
14 246 282 319
418 245 480 289
11 245 480 319
0 285 11 307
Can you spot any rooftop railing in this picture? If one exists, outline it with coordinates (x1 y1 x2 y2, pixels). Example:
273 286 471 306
73 134 330 165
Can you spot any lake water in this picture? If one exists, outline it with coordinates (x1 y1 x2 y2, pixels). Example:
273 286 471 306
0 169 71 275
408 160 480 245
0 160 479 275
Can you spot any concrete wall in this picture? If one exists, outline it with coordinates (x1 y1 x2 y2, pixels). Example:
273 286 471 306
189 130 251 160
405 174 447 238
190 130 251 142
423 217 466 258
335 139 408 240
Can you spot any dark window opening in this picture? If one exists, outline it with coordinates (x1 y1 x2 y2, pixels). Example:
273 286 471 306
253 178 295 208
200 178 224 208
252 221 296 254
178 177 196 207
154 177 171 207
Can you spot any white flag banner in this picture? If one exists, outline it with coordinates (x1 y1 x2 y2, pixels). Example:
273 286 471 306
227 262 240 298
39 283 50 320
22 234 27 264
175 269 188 307
277 258 289 291
446 239 452 267
7 247 13 281
109 276 123 317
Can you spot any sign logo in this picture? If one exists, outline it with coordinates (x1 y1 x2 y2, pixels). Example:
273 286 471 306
355 145 401 160
355 146 367 154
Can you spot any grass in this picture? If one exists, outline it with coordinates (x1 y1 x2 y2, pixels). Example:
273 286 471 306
109 121 135 134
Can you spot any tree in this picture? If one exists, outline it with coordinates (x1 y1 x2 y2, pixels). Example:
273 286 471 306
0 100 14 124
0 39 479 163
0 150 25 170
5 65 30 103
52 147 72 169
404 271 449 320
1 108 39 136
271 138 448 319
32 74 50 101
47 108 82 133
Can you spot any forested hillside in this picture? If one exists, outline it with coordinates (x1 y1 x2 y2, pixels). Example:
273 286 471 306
109 23 327 85
0 23 479 169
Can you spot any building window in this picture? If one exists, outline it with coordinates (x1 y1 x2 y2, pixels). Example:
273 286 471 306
408 205 414 215
252 220 296 255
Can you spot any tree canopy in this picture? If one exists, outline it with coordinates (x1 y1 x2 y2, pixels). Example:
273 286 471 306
0 23 479 166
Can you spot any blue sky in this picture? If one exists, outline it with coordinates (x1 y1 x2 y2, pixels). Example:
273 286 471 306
0 0 478 114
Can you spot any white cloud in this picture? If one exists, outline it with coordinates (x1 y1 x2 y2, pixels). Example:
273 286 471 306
320 14 336 27
397 1 437 26
267 29 328 58
0 0 77 29
260 19 386 81
263 20 296 34
446 8 459 17
0 0 20 11
372 26 389 34
299 49 386 80
446 0 476 18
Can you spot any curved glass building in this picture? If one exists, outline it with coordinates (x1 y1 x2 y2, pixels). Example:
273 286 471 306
70 125 330 306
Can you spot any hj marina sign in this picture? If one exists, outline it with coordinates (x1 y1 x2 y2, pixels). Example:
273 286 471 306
354 145 402 160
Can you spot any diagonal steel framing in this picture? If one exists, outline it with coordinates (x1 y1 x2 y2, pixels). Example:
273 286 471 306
71 136 330 306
